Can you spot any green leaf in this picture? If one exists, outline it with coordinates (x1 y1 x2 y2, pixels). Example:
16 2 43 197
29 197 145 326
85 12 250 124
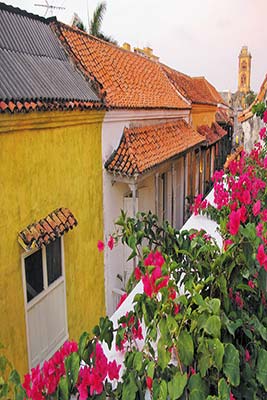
168 372 187 399
188 373 208 400
159 379 168 400
256 348 267 390
147 361 155 378
223 344 240 387
223 316 243 337
0 355 8 373
122 371 138 400
133 352 143 372
78 331 90 359
208 299 220 315
204 316 221 338
65 352 80 389
14 384 26 400
0 383 8 398
218 378 230 400
167 315 178 334
157 338 171 370
178 330 194 366
59 377 69 400
9 369 21 385
211 338 224 371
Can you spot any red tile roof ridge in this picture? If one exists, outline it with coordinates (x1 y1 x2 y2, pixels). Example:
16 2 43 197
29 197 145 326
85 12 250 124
56 21 161 67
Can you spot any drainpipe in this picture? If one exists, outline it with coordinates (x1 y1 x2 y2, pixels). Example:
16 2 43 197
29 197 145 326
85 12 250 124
155 173 159 216
183 155 186 223
129 182 137 217
171 163 175 226
128 182 137 269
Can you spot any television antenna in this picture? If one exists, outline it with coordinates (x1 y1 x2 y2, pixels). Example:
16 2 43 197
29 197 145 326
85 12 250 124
34 0 65 17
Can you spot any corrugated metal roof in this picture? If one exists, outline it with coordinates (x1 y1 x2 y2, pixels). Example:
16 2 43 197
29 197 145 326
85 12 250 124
0 2 101 109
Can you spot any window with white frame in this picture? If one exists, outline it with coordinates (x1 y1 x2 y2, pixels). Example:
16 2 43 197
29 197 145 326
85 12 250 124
23 237 68 368
24 238 62 302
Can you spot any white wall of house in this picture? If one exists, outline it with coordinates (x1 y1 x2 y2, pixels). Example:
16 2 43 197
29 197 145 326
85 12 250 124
242 116 264 153
102 109 191 315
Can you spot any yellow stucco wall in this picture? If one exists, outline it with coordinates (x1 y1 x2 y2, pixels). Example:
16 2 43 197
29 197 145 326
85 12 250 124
0 110 105 375
191 104 217 130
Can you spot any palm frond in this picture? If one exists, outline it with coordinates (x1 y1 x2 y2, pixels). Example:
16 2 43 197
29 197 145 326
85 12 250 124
89 1 106 36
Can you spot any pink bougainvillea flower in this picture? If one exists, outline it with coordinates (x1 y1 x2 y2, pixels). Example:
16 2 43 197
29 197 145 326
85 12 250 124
241 189 251 205
257 244 267 267
146 376 153 391
239 205 247 224
97 240 104 252
107 235 114 250
235 292 244 309
173 303 180 315
134 267 142 281
263 110 267 124
262 209 267 222
228 209 241 236
116 293 127 310
223 239 233 251
230 392 236 400
256 223 263 238
108 360 121 380
189 233 197 240
144 251 165 268
168 287 176 300
259 127 267 140
190 366 196 375
248 280 255 289
142 274 153 297
245 349 251 362
253 200 261 216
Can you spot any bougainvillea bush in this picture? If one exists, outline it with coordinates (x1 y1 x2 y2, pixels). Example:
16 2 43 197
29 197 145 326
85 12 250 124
8 110 267 399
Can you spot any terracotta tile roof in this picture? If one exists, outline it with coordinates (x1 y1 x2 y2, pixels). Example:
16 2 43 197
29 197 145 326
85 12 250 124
18 208 78 251
216 107 233 125
105 120 205 177
224 146 244 170
197 122 228 146
0 3 103 114
238 74 267 123
52 22 190 110
161 65 225 106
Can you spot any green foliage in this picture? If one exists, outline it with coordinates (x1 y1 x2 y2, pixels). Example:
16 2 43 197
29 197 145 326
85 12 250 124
89 1 117 44
0 345 24 400
110 198 267 398
252 101 266 118
245 91 256 107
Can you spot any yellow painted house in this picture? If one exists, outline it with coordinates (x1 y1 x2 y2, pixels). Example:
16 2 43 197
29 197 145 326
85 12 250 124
0 4 105 374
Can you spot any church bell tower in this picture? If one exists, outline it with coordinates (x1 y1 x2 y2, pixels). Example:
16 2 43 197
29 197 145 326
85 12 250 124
238 46 252 94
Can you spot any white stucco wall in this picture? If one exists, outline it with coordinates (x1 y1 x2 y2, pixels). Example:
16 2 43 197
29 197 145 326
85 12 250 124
242 115 264 153
102 109 190 315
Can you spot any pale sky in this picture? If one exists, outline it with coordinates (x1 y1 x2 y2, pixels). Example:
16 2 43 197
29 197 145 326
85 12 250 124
6 0 267 93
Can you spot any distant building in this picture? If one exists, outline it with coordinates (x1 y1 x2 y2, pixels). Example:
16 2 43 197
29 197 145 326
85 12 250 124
238 46 252 95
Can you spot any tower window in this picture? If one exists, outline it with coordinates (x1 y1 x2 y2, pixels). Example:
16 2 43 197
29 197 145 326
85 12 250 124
241 74 246 87
241 61 247 71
